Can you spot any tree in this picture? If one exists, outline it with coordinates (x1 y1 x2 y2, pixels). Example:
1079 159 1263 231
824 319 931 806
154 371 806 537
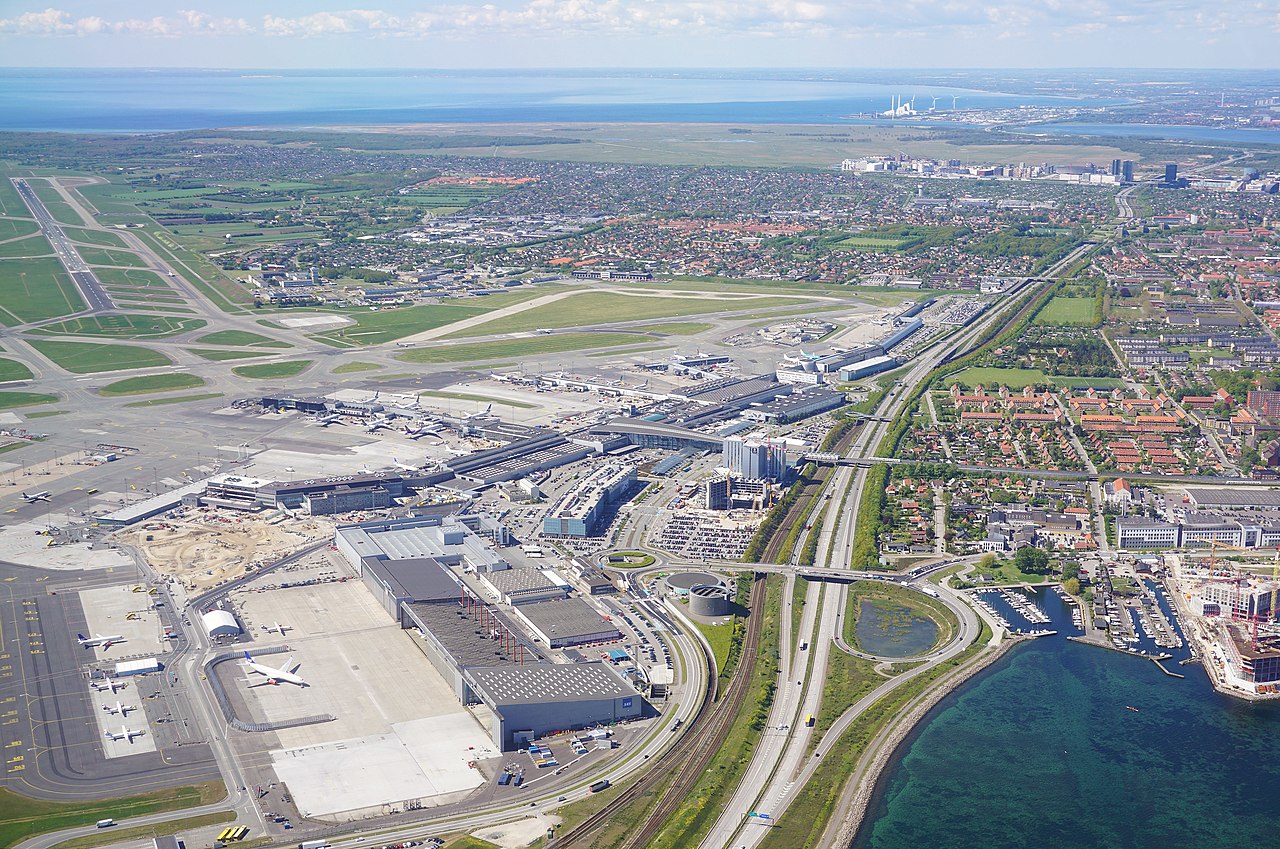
979 553 998 570
1014 546 1051 575
1063 577 1081 596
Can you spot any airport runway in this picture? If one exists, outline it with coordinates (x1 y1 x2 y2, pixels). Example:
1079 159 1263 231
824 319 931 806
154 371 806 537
11 178 115 313
0 561 220 800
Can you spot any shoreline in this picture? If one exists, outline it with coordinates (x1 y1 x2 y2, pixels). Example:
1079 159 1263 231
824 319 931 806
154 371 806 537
828 635 1022 849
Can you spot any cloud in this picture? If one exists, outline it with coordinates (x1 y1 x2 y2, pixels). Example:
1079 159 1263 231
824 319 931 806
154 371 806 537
0 6 251 37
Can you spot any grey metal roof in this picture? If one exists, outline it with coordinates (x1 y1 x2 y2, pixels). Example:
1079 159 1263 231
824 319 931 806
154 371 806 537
466 661 637 706
514 597 620 641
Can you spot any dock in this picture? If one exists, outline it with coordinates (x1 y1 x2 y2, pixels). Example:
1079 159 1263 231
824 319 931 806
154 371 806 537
1150 657 1185 678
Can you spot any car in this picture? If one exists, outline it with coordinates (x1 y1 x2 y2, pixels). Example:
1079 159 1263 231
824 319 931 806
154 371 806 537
557 796 567 802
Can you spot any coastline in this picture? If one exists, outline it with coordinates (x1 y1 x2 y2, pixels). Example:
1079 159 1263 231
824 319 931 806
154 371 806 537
827 635 1023 849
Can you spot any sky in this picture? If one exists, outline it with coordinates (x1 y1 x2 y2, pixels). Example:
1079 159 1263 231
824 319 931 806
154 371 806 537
0 1 1276 69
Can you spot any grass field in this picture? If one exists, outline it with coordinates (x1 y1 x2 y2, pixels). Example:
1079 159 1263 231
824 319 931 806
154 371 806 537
94 268 175 289
195 330 290 348
627 321 714 335
397 333 638 364
444 291 806 338
833 235 911 251
47 812 235 849
1035 296 1097 326
0 391 57 410
34 314 206 339
231 360 314 379
332 361 381 373
0 780 224 849
28 340 171 374
124 392 224 408
61 227 127 248
187 348 273 361
99 373 206 396
416 390 536 409
314 303 488 346
0 234 53 258
77 246 148 268
0 358 34 382
0 219 38 241
949 367 1125 391
0 257 85 325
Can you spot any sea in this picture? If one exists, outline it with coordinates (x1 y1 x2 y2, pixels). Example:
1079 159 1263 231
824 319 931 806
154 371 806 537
0 68 1081 133
852 585 1280 849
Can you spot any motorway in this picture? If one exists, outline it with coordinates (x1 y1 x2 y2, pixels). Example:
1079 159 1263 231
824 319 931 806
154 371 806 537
11 179 115 313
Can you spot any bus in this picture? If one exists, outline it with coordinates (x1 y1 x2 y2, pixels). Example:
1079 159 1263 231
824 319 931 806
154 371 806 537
218 827 250 842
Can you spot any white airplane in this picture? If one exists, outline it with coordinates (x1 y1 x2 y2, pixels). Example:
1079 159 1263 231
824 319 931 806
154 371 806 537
404 423 440 440
91 680 127 693
21 491 52 503
316 414 343 427
104 725 144 742
464 405 493 421
364 416 392 433
242 652 307 687
78 633 126 649
102 701 135 716
535 328 554 335
390 457 418 472
262 621 291 636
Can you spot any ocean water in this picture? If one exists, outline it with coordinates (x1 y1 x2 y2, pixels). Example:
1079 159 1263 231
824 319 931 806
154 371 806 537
1027 122 1280 146
0 68 1078 133
853 590 1280 849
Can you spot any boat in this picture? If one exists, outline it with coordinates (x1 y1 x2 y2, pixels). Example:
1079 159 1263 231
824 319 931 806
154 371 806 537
1126 706 1139 712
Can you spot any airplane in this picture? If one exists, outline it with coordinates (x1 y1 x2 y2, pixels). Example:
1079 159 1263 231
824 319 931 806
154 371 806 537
534 328 554 335
463 405 493 421
104 725 145 742
404 423 441 440
315 414 343 427
364 416 392 433
262 621 291 636
91 680 127 693
102 701 136 716
242 652 307 687
21 491 52 503
390 457 418 472
77 633 126 649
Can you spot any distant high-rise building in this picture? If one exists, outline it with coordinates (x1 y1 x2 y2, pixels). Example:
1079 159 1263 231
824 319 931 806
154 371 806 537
1110 159 1122 177
1122 160 1135 183
1165 163 1179 184
722 437 788 482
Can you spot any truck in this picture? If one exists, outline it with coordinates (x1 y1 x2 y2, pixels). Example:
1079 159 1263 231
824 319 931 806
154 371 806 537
96 820 115 829
805 714 815 727
589 780 611 793
299 841 330 849
799 640 808 651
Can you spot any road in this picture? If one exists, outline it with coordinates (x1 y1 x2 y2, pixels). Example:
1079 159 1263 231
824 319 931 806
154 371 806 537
11 178 115 313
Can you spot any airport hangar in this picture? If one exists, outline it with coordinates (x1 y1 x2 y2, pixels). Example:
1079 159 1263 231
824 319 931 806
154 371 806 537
335 515 642 749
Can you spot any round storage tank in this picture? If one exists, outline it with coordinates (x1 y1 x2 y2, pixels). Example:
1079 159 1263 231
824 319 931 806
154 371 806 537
665 571 727 597
689 584 732 617
201 609 241 638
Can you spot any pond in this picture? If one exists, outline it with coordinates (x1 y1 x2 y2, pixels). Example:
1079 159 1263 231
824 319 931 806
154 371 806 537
855 598 939 658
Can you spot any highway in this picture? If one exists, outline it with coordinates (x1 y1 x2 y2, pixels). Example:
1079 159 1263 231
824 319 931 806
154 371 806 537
11 178 115 313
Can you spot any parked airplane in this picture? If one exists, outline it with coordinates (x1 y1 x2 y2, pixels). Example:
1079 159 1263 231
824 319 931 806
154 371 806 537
404 423 441 440
91 680 127 693
315 414 343 427
242 652 307 687
21 491 52 503
102 701 135 716
390 457 418 472
262 621 291 636
364 416 392 433
464 405 493 421
77 633 125 649
104 725 144 742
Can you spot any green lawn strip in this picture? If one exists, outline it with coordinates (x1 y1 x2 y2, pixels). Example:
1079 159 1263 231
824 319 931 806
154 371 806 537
0 257 85 324
46 811 235 849
231 360 314 380
956 558 1049 587
79 246 148 268
314 303 488 346
110 304 197 315
397 333 638 364
186 348 274 362
792 577 809 651
99 373 206 397
1034 296 1097 326
61 227 127 248
442 837 501 849
0 233 53 258
757 623 993 849
332 361 382 374
94 268 174 289
33 315 206 339
443 292 806 338
585 345 672 358
0 391 58 410
415 390 536 409
0 357 34 382
693 618 735 675
195 330 290 348
28 340 171 374
0 780 225 849
130 228 251 313
627 321 714 335
0 219 38 241
124 392 225 408
25 410 67 418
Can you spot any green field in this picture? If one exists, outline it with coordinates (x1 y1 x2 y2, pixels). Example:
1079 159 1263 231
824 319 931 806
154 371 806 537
231 360 314 379
34 314 206 339
315 303 488 346
833 235 912 251
332 361 381 374
0 781 224 849
94 268 175 289
124 392 225 408
77 246 148 268
0 219 38 241
0 390 57 410
949 367 1126 391
195 330 290 348
1035 296 1097 326
28 340 171 374
99 373 206 396
397 333 639 364
0 357 34 382
187 348 273 361
0 233 53 258
61 227 127 248
444 291 806 338
0 257 86 324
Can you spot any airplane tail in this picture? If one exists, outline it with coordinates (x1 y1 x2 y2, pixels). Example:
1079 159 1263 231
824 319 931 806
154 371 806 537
243 650 253 662
77 633 88 641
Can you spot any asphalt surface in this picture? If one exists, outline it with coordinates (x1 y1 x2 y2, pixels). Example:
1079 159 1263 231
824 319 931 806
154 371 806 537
11 179 115 313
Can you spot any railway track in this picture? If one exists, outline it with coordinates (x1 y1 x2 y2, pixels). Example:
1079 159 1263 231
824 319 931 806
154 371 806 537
554 572 768 849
